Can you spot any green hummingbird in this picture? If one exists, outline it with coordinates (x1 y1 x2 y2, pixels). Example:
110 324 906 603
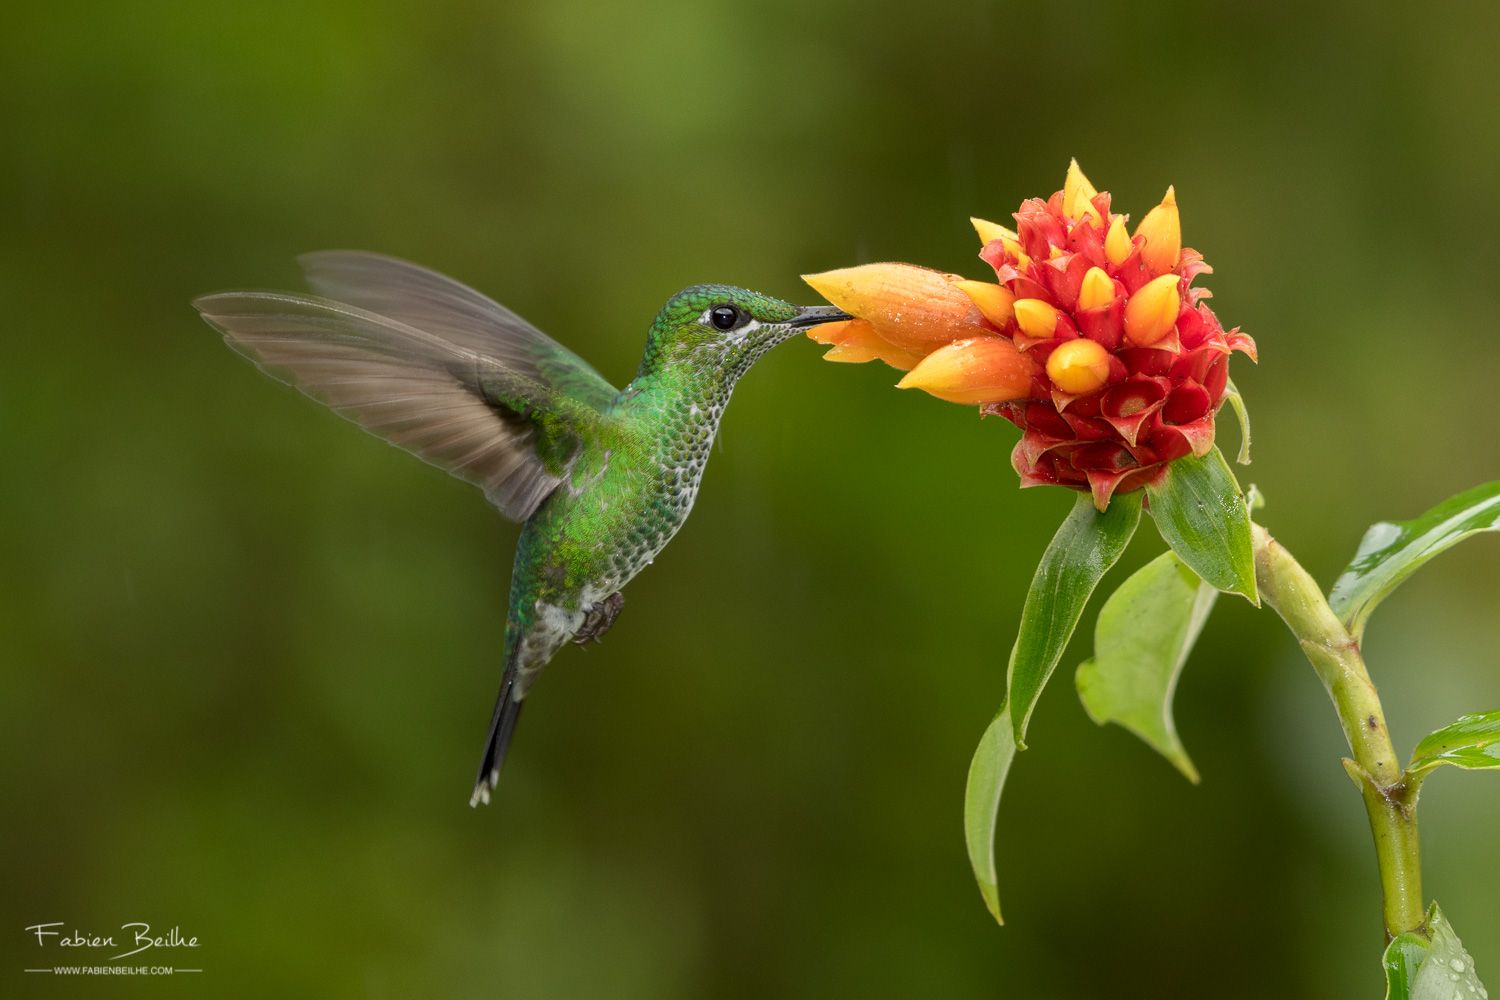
193 252 848 806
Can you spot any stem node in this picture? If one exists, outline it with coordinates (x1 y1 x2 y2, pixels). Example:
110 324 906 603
1253 523 1425 938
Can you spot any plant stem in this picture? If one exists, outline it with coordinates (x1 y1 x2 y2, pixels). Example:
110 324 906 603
1250 523 1425 939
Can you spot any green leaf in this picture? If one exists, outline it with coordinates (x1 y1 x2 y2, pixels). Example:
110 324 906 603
1409 711 1500 779
1222 377 1252 465
1145 447 1258 603
1413 905 1486 1000
1329 481 1500 641
1075 552 1217 783
963 705 1016 925
968 493 1142 926
1383 903 1486 1000
1007 491 1143 747
1383 931 1428 1000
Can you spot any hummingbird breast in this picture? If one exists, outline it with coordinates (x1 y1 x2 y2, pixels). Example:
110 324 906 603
517 380 730 618
598 389 728 588
502 341 786 700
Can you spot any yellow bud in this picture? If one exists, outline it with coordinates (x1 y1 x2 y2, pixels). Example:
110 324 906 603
896 337 1035 405
1063 158 1101 223
1002 237 1032 269
1013 298 1059 339
1045 338 1111 394
1123 273 1182 346
1077 267 1115 312
802 263 988 353
1135 185 1181 274
954 280 1015 328
1105 216 1132 266
971 216 1018 246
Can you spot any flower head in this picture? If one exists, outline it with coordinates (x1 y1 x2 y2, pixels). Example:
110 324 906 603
804 161 1256 509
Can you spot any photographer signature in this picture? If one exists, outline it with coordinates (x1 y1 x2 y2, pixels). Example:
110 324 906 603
25 922 199 961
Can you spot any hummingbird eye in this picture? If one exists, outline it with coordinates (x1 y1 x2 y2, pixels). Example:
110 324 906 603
708 305 742 331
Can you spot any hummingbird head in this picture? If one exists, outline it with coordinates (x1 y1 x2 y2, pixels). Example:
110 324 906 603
635 284 850 381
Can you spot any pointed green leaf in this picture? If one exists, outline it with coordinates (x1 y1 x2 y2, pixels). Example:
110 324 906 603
1329 481 1500 641
1412 905 1485 999
1075 552 1217 783
1408 711 1500 779
969 492 1141 926
1007 491 1143 746
1384 930 1428 1000
1383 903 1486 1000
1145 447 1258 603
964 705 1016 925
1222 377 1252 465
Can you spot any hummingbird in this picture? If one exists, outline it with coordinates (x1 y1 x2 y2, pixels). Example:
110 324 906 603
193 251 848 806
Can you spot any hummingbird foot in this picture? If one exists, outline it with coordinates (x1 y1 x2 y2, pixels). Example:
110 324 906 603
573 591 624 644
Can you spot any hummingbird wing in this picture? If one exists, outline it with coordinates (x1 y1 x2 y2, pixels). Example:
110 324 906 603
297 251 620 411
193 289 606 521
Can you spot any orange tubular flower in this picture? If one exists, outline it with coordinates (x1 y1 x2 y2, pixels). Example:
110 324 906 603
804 161 1256 510
801 264 1037 390
897 337 1036 405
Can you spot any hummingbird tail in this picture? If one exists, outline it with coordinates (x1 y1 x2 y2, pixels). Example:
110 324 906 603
469 663 524 807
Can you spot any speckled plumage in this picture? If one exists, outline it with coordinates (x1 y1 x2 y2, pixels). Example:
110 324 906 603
192 256 847 807
507 296 772 682
485 287 812 801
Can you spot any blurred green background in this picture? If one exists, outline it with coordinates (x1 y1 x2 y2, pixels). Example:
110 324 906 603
5 2 1499 997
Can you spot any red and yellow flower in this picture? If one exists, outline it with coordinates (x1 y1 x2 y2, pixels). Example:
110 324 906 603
804 160 1256 510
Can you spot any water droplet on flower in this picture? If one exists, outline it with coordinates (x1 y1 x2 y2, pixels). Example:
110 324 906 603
1451 959 1467 973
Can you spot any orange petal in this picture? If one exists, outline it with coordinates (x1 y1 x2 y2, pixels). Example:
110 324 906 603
806 318 922 370
896 337 1036 405
805 318 855 346
1123 273 1181 346
1135 186 1181 275
802 263 989 354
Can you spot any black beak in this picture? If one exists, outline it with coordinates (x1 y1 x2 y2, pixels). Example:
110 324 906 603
786 305 853 329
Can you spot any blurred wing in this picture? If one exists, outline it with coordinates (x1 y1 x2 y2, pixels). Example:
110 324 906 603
298 250 620 411
193 291 599 521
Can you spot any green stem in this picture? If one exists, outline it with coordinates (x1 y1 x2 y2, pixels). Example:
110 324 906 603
1251 523 1425 939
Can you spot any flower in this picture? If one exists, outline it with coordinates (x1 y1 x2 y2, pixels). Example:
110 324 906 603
803 160 1256 510
802 262 1028 374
